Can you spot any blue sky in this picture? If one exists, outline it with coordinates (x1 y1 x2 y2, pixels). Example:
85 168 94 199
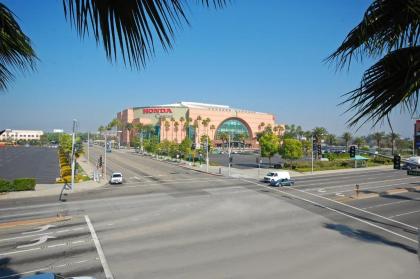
0 0 414 137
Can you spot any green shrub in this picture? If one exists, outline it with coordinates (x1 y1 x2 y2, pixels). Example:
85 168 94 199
0 179 13 192
12 178 36 191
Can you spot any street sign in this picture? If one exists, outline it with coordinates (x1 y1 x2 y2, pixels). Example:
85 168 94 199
407 170 420 176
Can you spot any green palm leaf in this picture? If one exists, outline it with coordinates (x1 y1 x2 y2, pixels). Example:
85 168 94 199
0 3 37 90
342 46 420 127
62 0 228 69
327 0 420 68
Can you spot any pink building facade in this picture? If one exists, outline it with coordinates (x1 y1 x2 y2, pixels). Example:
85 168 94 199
117 102 284 148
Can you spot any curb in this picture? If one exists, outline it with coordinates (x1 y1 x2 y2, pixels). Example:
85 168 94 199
337 185 420 202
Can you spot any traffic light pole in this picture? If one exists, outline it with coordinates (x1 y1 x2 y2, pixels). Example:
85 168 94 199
311 135 314 174
206 136 209 173
70 119 77 191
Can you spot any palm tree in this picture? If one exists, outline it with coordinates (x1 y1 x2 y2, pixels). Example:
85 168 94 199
327 0 420 128
174 121 179 143
342 132 352 149
195 116 202 140
179 117 185 139
326 134 337 146
170 117 175 141
210 124 216 140
125 123 134 147
354 137 366 149
98 125 105 134
1 1 227 90
164 120 170 141
0 4 37 90
372 132 385 148
387 132 400 155
258 122 265 131
218 132 229 150
312 127 328 144
202 118 211 136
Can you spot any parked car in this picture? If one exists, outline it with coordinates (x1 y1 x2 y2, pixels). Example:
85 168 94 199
263 171 291 183
270 178 295 187
109 172 123 184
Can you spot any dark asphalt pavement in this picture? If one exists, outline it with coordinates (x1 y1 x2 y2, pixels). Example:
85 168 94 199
0 146 59 183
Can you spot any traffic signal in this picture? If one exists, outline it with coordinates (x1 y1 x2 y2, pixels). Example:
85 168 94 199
317 145 322 156
191 143 196 150
349 146 356 158
98 156 103 167
393 155 401 169
229 156 233 163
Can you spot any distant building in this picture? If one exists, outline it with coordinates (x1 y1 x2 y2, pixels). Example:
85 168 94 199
53 129 64 133
117 102 284 148
0 129 44 142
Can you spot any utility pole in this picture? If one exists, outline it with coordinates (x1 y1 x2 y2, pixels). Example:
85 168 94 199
206 136 209 173
104 133 107 180
70 119 78 191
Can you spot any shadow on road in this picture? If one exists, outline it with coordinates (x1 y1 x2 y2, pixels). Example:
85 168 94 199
324 223 417 255
0 258 20 278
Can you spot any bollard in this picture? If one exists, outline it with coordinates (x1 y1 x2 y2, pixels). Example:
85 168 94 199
355 184 360 197
219 168 222 175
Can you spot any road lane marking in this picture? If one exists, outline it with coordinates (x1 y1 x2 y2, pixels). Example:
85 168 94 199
318 188 326 193
85 215 114 279
0 216 71 229
17 235 56 249
287 185 418 230
335 193 345 197
363 199 420 209
0 247 41 257
0 226 86 242
47 243 66 248
242 179 418 243
22 224 56 234
389 209 420 218
301 177 417 191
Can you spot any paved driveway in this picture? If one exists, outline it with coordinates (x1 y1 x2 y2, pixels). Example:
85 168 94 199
0 146 59 183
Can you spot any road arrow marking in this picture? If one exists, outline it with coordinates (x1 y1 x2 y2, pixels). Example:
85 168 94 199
17 235 56 249
22 224 55 235
317 188 326 193
335 193 345 197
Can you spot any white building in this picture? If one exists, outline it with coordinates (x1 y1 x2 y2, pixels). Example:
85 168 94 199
0 129 44 141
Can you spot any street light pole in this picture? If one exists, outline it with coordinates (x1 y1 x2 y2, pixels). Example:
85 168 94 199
87 131 90 163
228 134 231 177
206 136 209 173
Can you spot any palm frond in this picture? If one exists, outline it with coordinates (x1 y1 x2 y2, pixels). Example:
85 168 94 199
0 3 37 91
62 0 228 69
342 46 420 128
326 0 420 69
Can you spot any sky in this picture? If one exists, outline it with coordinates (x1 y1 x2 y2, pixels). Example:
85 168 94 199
0 0 415 137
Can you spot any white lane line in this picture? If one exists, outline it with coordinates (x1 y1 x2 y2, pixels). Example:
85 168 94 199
363 199 420 209
287 186 418 230
301 177 416 191
389 209 420 218
0 247 41 257
72 240 85 244
317 188 326 193
47 243 66 248
105 178 232 189
242 179 418 243
0 226 86 242
85 215 114 279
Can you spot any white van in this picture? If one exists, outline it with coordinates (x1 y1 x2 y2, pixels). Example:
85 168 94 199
263 171 291 183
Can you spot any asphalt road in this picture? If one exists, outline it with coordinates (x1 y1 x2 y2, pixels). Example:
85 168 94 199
0 146 59 183
0 146 419 278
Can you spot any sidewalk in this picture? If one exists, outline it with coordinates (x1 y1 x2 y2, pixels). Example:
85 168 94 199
0 154 106 200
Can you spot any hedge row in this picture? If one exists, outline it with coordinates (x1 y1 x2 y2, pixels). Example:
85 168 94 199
0 178 36 192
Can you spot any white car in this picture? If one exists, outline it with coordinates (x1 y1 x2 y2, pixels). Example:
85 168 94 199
110 172 123 184
263 171 291 183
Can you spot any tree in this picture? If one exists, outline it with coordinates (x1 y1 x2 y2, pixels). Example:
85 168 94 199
174 121 179 142
342 132 352 149
325 134 337 146
210 124 216 139
328 0 420 128
312 127 328 144
125 123 133 147
258 122 265 132
387 132 400 155
202 117 211 136
236 133 247 149
179 137 192 159
279 139 303 168
259 132 279 167
354 137 366 149
218 132 229 150
164 120 170 141
1 1 227 90
372 132 385 148
170 117 175 141
179 117 185 139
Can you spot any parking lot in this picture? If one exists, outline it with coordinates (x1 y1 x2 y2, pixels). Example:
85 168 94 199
0 215 106 278
0 146 59 183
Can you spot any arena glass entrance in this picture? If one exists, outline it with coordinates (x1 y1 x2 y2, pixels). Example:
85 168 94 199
215 118 251 148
